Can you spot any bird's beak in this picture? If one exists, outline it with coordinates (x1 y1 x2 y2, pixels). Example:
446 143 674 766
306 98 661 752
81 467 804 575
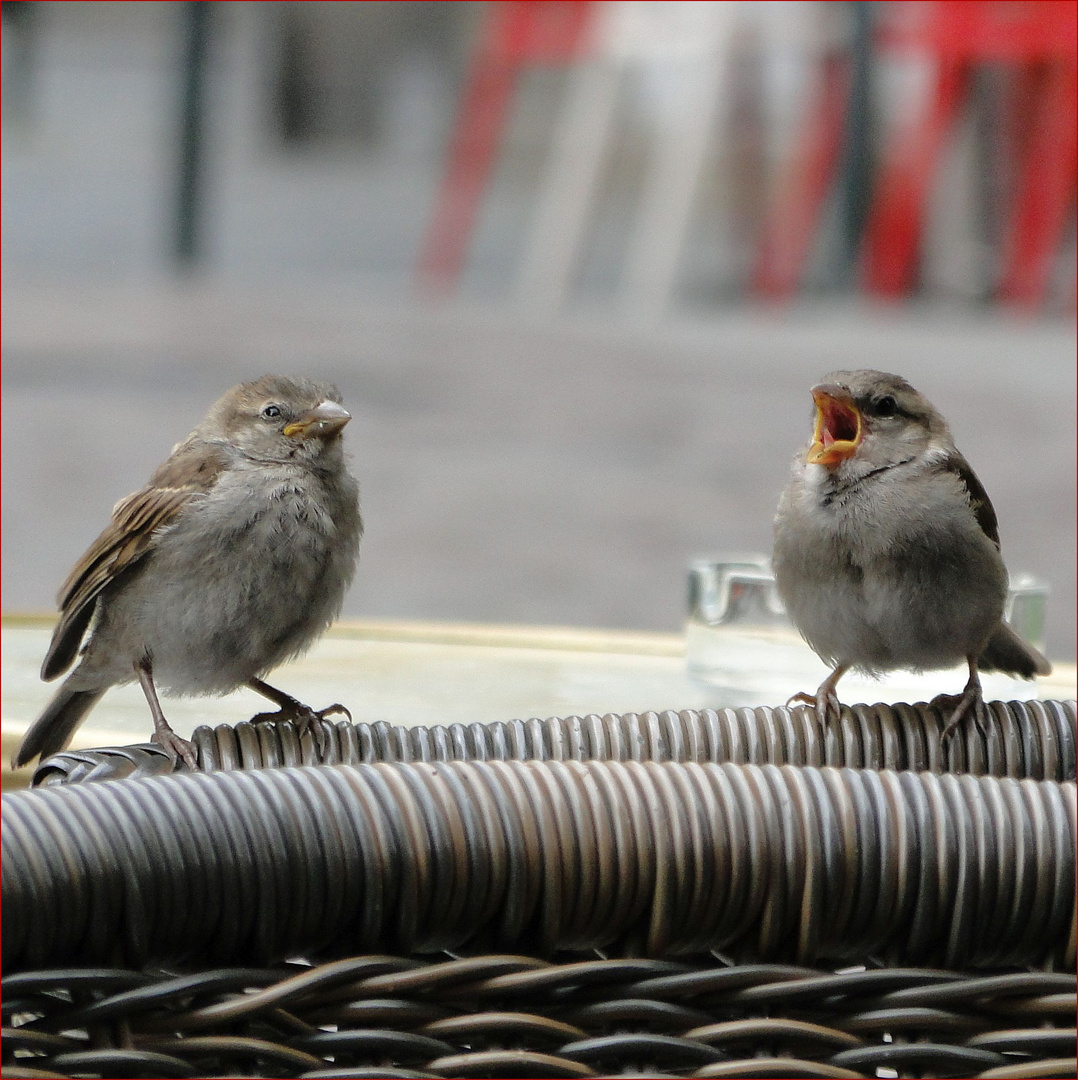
284 400 351 440
807 385 862 467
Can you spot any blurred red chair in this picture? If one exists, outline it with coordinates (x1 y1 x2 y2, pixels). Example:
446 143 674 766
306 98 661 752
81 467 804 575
864 0 1076 308
417 1 595 296
754 1 1076 310
750 48 851 303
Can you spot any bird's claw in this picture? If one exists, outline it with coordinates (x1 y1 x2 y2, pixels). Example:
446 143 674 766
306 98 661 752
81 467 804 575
250 701 350 757
316 702 352 722
152 728 199 770
786 689 842 726
936 687 988 743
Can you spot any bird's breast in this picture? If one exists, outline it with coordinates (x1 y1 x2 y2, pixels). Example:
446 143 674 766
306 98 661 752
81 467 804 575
131 466 360 692
774 463 1007 672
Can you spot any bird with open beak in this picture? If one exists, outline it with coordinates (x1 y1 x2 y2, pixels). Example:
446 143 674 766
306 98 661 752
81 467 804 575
772 369 1049 737
13 375 362 770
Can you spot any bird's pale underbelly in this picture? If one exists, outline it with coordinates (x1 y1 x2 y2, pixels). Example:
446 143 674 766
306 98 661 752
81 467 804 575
790 550 1006 673
83 493 351 693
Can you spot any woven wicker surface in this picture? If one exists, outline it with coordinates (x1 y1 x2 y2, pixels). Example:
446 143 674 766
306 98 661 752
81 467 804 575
30 700 1078 786
6 703 1076 1078
3 955 1075 1078
5 760 1074 973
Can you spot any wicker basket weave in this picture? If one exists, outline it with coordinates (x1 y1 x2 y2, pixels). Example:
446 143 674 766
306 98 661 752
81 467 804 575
4 701 1076 1078
3 957 1074 1078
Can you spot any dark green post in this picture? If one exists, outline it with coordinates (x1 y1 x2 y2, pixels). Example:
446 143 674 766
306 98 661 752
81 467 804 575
838 1 875 282
175 1 211 268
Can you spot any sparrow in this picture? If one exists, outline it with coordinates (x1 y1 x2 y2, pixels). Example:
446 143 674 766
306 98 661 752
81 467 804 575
12 376 363 770
772 369 1050 738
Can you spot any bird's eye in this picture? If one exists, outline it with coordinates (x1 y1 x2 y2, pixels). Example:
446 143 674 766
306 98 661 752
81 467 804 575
261 404 282 420
874 395 897 418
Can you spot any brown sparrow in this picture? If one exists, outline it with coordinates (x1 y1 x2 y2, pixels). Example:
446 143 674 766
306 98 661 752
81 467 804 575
12 376 362 769
772 369 1049 737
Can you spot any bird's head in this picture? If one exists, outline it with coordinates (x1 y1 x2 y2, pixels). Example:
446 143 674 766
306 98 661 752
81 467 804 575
805 370 950 476
204 375 351 464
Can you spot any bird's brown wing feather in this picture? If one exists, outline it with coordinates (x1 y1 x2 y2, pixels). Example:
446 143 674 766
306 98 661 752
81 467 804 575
940 451 1051 677
941 449 1001 550
41 439 226 681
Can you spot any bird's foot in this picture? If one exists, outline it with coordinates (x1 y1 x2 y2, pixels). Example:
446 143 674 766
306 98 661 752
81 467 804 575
786 688 843 726
787 665 849 727
137 658 198 769
152 726 199 770
250 700 351 756
935 685 988 743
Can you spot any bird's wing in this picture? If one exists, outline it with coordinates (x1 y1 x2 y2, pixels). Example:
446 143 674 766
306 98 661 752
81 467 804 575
940 451 1050 678
41 439 226 681
939 449 1001 551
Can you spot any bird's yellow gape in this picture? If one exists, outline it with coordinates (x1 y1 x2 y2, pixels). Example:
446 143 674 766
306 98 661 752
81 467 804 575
807 386 862 467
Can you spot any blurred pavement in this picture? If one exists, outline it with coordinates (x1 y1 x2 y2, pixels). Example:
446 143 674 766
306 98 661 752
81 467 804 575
3 281 1074 661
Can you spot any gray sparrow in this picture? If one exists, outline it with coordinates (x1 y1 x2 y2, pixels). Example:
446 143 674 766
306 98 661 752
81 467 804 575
12 375 362 769
772 369 1049 737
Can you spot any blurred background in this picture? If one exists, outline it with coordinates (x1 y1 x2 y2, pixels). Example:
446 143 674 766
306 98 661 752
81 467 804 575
2 0 1075 659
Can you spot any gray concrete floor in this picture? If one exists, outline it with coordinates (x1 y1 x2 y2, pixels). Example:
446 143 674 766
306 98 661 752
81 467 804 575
3 282 1074 661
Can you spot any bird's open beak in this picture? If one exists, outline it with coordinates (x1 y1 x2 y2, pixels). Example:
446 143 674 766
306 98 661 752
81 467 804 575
284 400 351 440
807 385 862 467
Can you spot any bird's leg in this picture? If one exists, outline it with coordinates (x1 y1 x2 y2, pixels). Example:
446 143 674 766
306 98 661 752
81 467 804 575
136 657 198 769
247 677 350 753
937 656 988 742
787 664 849 726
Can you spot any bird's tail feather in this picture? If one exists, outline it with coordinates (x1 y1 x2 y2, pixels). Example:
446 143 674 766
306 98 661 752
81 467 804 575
978 622 1052 679
11 686 104 769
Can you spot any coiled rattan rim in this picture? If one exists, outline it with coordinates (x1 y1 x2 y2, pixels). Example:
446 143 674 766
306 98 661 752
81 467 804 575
30 699 1078 786
4 760 1074 973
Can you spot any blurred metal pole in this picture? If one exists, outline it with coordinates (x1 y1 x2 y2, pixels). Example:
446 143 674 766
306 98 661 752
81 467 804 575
174 1 211 268
837 1 874 283
971 67 999 303
514 61 621 314
1 0 38 128
620 58 725 320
